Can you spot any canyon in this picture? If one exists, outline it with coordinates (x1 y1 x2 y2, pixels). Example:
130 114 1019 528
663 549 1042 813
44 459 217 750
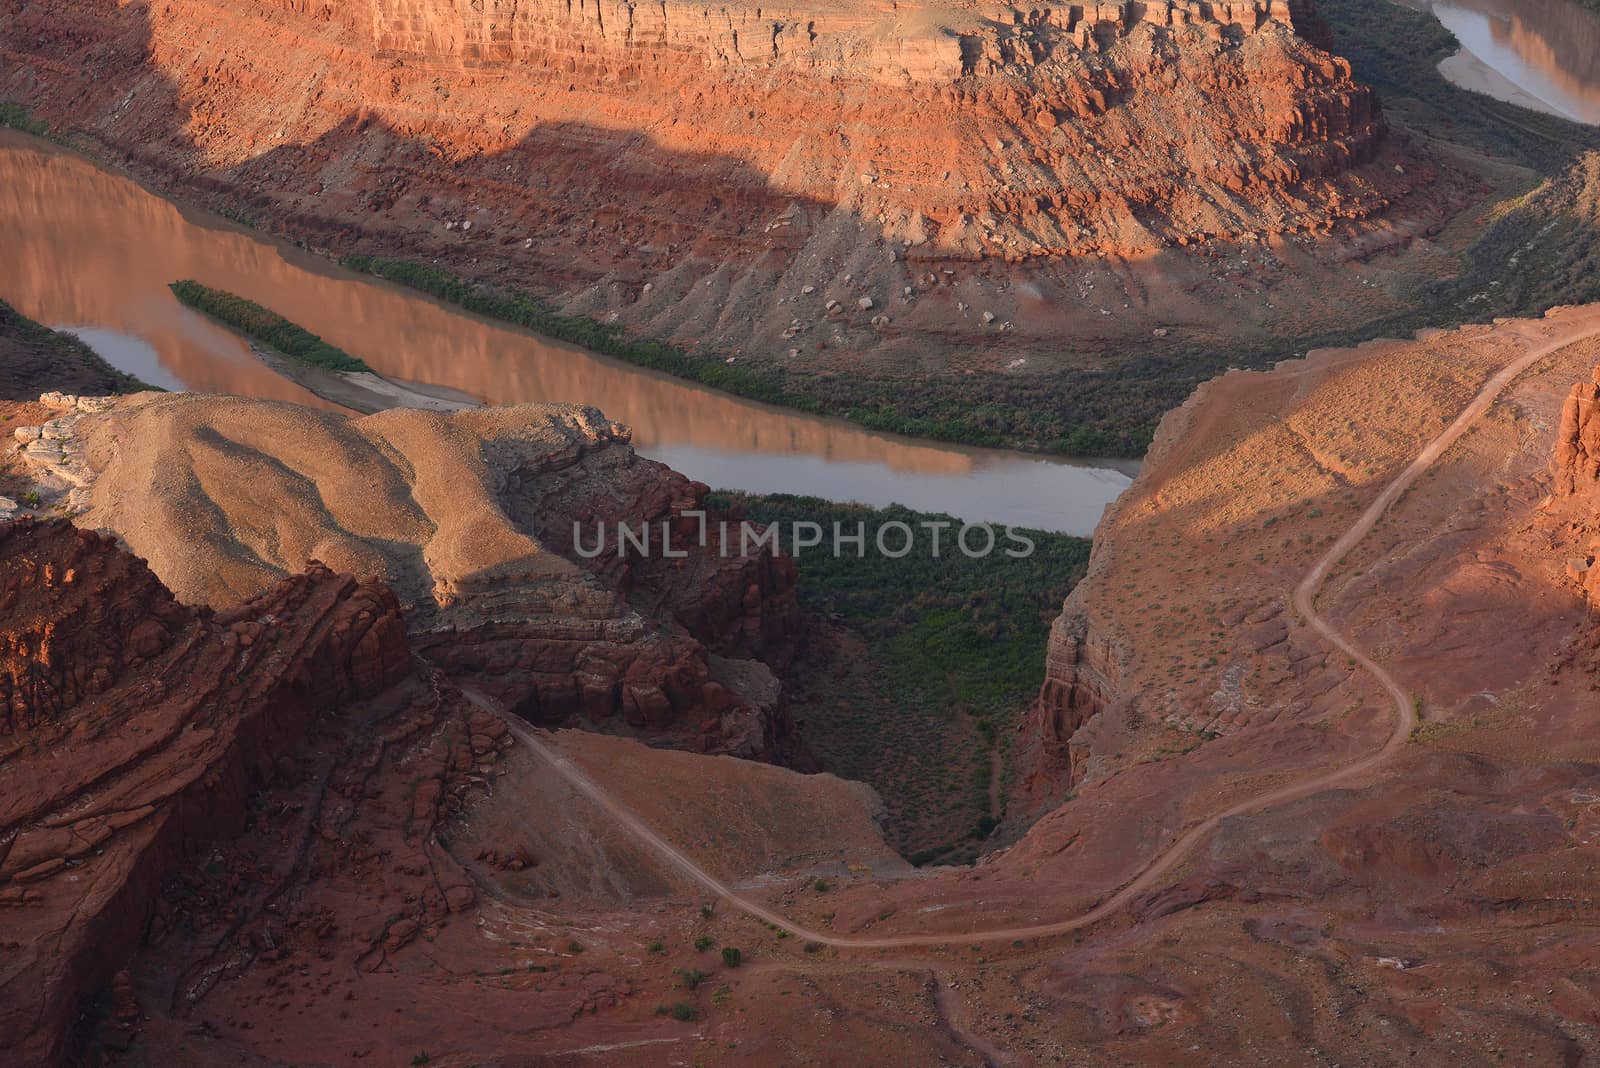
0 0 1472 451
7 0 1600 1060
10 299 1600 1062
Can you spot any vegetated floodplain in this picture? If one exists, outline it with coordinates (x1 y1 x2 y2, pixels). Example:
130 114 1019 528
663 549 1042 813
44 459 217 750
168 281 370 373
340 254 1140 456
709 492 1091 866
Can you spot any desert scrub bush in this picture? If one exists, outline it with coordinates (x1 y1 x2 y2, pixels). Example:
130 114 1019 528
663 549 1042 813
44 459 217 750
693 935 715 951
168 281 370 372
656 1002 698 1021
720 947 742 968
675 968 709 990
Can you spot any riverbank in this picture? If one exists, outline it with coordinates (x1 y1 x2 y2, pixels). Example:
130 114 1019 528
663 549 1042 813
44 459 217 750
0 82 1585 461
246 344 476 414
168 280 475 414
1312 0 1600 322
0 300 152 400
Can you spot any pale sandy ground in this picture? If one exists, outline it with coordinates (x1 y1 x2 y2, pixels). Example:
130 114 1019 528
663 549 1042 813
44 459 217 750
250 343 479 413
1437 48 1573 118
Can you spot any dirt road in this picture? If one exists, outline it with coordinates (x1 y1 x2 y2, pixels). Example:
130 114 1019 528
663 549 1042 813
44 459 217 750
462 316 1599 948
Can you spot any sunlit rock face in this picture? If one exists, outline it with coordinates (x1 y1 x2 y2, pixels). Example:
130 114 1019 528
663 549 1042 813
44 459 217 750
1 0 1420 367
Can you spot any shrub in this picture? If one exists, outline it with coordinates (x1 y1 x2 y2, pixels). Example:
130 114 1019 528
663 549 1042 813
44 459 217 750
168 281 370 373
693 935 715 951
0 102 52 139
657 1001 699 1021
720 947 742 969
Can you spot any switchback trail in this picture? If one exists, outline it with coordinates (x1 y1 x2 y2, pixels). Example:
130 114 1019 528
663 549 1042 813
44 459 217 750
462 317 1597 949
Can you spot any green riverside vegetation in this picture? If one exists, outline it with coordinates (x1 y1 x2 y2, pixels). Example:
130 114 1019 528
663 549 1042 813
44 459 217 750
709 492 1091 866
0 102 53 140
169 281 370 373
341 254 1131 456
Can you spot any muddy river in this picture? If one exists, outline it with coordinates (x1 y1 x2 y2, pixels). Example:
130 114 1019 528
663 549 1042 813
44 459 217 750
1419 0 1600 123
0 131 1136 535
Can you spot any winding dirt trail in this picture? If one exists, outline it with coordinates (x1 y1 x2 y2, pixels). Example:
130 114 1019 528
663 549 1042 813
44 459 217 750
462 318 1597 949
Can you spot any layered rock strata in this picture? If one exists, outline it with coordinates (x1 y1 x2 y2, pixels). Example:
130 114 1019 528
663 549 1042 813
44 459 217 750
0 0 1421 361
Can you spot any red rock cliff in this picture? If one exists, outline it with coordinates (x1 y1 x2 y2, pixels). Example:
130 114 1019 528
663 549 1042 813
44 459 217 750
0 0 1417 360
0 520 487 1066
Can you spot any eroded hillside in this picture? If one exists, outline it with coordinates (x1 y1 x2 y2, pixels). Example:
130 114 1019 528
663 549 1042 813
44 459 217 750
9 392 804 759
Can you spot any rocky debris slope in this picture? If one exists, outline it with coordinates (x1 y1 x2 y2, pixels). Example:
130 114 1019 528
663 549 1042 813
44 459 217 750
9 392 802 759
0 518 498 1066
0 0 1431 363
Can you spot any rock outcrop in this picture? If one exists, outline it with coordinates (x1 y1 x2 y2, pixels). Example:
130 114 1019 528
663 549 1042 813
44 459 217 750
0 519 493 1067
1551 364 1600 618
10 392 802 759
1553 364 1600 495
1029 600 1125 794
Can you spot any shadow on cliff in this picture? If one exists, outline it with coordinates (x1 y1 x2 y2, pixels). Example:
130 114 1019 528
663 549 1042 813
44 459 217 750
20 0 1598 460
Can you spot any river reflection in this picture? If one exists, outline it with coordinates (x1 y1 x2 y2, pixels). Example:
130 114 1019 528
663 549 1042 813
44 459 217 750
1421 0 1600 124
0 131 1135 533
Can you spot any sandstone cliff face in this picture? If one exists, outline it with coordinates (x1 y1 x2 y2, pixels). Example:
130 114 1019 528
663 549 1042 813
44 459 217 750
0 0 1422 363
0 519 492 1067
11 392 801 760
1029 596 1126 795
